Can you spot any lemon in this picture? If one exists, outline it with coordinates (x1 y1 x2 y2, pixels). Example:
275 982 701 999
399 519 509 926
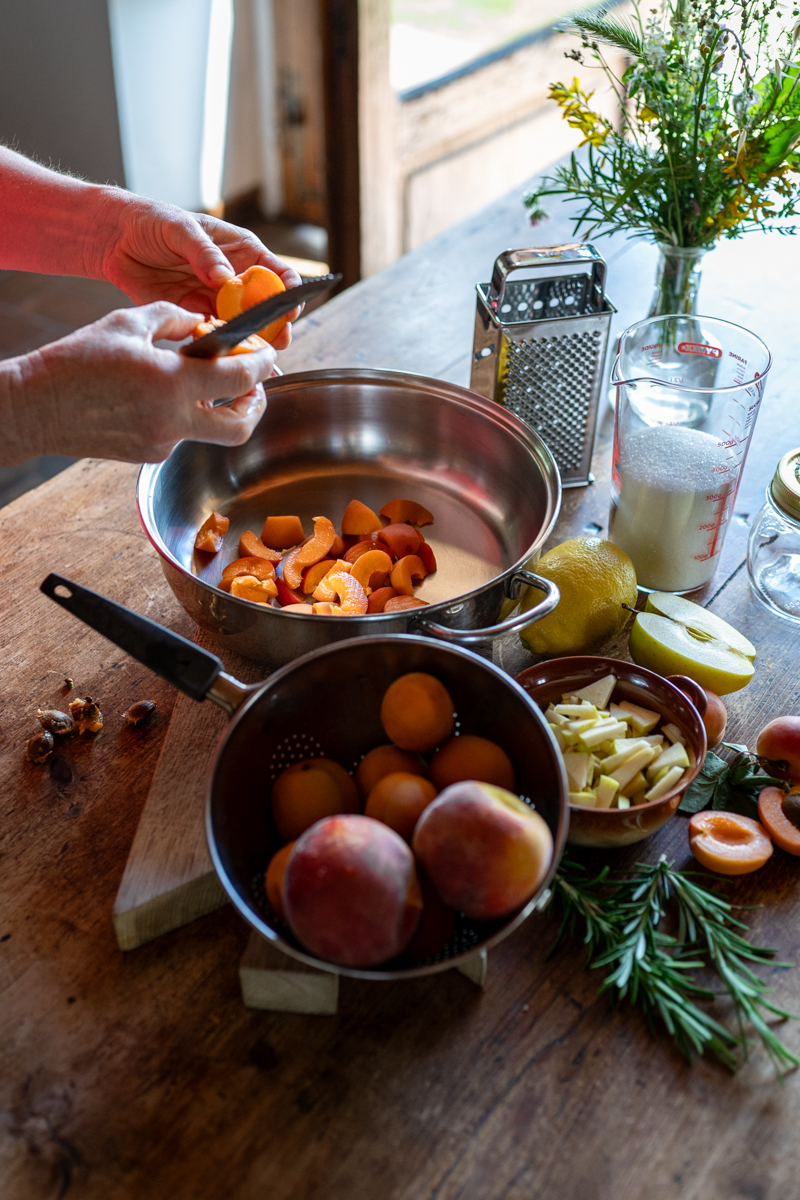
519 538 637 655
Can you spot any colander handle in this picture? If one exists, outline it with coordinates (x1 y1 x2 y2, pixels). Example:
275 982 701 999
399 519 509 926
39 573 253 713
410 572 559 645
489 244 606 308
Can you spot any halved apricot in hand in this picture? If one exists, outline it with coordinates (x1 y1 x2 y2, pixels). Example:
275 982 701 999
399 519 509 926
384 596 428 612
265 841 296 918
379 499 433 527
390 554 427 596
195 511 229 554
350 549 393 591
367 587 397 613
365 772 438 842
261 515 304 550
312 560 352 601
239 530 281 562
688 810 773 875
379 524 422 558
381 672 455 752
418 542 437 574
216 265 288 344
430 734 515 791
342 499 383 537
301 558 336 594
230 575 279 604
355 744 427 799
271 757 359 841
283 516 337 588
757 786 800 855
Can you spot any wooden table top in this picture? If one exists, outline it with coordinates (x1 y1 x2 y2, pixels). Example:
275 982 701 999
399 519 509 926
2 187 800 1200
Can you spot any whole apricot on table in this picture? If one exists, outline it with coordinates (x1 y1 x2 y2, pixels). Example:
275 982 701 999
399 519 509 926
688 810 773 875
365 772 438 842
413 781 553 919
429 734 515 792
283 815 423 967
380 672 455 753
265 841 296 918
757 786 800 855
216 265 288 344
271 757 359 842
355 743 427 799
756 716 800 785
702 689 727 747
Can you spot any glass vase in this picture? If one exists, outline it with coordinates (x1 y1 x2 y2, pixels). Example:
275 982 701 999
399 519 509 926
647 244 707 317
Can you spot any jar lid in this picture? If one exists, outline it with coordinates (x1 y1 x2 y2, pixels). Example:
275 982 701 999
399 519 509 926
771 448 800 519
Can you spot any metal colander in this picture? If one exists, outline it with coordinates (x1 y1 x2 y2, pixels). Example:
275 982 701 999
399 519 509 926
470 245 616 487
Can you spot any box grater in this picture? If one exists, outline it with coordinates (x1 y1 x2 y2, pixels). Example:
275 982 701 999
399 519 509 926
470 244 615 487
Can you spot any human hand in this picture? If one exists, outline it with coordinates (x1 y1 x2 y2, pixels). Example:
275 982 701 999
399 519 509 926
4 303 277 466
96 196 302 350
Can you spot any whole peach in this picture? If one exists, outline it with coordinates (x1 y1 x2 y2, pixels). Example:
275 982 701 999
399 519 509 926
702 689 727 747
403 871 456 960
412 782 553 920
756 716 800 784
283 815 422 967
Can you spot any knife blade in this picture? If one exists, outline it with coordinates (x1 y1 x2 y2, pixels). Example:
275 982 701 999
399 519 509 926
183 273 342 359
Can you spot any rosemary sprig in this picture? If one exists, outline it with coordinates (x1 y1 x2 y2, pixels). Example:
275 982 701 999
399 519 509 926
550 856 799 1074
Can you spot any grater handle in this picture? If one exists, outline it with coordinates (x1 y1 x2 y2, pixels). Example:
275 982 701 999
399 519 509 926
489 245 606 308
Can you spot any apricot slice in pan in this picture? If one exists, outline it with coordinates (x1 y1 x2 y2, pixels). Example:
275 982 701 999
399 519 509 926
313 602 336 615
430 734 515 791
688 811 773 875
271 757 359 842
355 744 427 799
345 538 383 564
261 515 305 550
381 672 455 753
301 558 336 594
379 524 422 559
379 499 433 527
222 556 276 582
327 572 369 615
418 542 437 574
312 560 352 601
216 264 288 344
365 772 438 842
195 511 229 554
757 786 800 855
229 575 279 604
367 587 397 613
330 534 347 558
349 549 393 591
283 516 337 588
275 575 304 607
341 499 383 537
384 595 428 612
239 530 282 562
390 554 427 596
265 841 296 918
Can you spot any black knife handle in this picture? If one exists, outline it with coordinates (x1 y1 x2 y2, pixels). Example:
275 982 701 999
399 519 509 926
40 574 223 703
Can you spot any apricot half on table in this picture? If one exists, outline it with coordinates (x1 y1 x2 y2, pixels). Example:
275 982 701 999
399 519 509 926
380 672 455 753
413 782 553 920
270 757 359 842
282 815 423 967
365 772 438 842
216 265 288 345
688 810 773 875
758 786 800 855
429 734 515 792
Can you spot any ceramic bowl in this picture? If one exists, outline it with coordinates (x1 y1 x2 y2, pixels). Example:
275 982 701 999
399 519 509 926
515 656 707 848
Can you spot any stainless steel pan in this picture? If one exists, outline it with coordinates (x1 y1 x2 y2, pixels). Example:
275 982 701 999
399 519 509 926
137 369 562 669
41 574 569 980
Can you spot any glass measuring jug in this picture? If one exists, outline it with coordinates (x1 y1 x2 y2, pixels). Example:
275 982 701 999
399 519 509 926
609 314 772 593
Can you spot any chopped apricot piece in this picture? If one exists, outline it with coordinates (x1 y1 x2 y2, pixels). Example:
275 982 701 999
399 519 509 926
195 511 229 554
301 558 336 594
216 265 288 344
379 524 422 559
688 811 773 875
418 542 437 574
379 499 434 527
758 786 800 856
316 570 368 615
390 554 427 596
313 602 336 614
261 515 304 550
341 499 383 537
384 595 428 612
275 575 304 606
219 556 276 590
239 530 281 562
229 575 278 604
330 534 347 558
367 587 397 613
283 516 337 588
345 538 383 564
350 549 393 592
312 560 352 602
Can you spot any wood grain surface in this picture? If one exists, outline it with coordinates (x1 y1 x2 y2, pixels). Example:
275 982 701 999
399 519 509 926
2 183 800 1200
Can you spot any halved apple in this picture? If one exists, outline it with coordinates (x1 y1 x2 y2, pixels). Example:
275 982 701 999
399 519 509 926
628 592 755 695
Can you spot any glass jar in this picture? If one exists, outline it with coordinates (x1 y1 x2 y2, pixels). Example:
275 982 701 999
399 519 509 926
747 448 800 622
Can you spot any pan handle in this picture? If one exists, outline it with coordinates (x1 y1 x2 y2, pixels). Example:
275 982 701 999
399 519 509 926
40 573 250 712
411 572 559 645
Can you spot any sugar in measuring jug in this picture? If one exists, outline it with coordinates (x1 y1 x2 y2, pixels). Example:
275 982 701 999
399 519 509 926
609 315 771 592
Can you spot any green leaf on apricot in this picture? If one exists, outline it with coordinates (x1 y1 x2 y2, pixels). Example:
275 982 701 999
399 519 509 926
680 746 787 817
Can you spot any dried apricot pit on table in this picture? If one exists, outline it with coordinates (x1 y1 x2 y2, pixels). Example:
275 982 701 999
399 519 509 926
195 511 229 554
379 499 433 527
688 810 773 875
271 758 360 842
37 709 74 736
123 700 156 726
381 672 455 753
430 735 515 792
757 786 800 855
69 697 103 734
261 515 304 550
27 729 54 763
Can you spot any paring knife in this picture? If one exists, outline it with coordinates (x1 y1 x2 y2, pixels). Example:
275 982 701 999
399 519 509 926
183 273 342 359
